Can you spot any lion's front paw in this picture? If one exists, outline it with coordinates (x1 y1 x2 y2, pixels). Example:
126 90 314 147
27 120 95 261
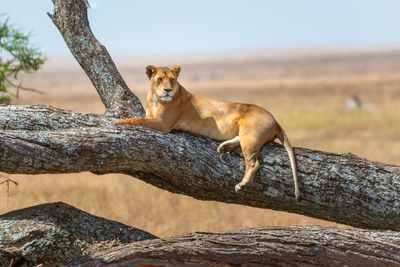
112 120 120 125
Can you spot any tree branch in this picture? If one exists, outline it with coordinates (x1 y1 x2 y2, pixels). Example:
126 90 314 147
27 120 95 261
0 105 109 130
3 203 399 266
71 226 400 267
47 0 144 118
1 122 399 230
0 202 157 267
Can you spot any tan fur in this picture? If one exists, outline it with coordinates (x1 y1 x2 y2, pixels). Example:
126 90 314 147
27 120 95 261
114 65 301 201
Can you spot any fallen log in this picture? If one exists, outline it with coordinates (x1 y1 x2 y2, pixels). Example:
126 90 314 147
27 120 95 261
70 226 400 267
2 202 399 267
0 202 157 266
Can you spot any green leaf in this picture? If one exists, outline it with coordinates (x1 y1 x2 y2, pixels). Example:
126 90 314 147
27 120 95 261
0 95 10 104
0 15 46 104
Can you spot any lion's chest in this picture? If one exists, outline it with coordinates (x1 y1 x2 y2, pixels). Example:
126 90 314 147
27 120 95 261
151 94 159 116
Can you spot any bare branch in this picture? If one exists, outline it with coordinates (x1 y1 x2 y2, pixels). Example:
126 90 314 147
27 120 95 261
70 226 400 266
0 202 157 266
47 0 144 117
0 124 399 231
4 76 44 96
0 104 110 130
2 202 399 266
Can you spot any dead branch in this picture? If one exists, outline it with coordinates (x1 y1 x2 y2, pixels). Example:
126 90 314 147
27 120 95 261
2 202 399 267
0 202 156 266
70 226 400 267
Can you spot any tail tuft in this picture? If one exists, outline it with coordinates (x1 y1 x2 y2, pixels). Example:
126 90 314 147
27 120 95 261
295 190 302 202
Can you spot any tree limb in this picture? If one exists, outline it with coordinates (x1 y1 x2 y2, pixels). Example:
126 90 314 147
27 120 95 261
70 226 400 267
0 202 157 267
0 105 109 130
1 122 399 230
47 0 144 118
3 203 399 266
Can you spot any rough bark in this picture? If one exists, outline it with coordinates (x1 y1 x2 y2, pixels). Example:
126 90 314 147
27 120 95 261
0 105 109 130
0 0 399 231
1 119 400 231
47 0 144 118
69 226 400 267
0 202 157 267
3 203 399 267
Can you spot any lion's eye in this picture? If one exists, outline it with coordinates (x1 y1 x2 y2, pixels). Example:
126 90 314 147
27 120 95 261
157 78 163 83
170 78 175 83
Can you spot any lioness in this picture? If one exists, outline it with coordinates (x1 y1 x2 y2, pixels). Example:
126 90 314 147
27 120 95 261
114 65 301 201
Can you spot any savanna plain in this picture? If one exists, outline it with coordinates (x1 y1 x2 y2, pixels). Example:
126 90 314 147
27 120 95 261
1 49 399 237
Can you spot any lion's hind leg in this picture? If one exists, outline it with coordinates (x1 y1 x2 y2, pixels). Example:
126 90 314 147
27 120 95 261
234 126 265 192
217 136 240 155
234 107 276 192
235 151 260 192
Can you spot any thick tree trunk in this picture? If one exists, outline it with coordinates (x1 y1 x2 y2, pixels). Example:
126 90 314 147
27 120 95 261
1 116 400 231
70 226 400 267
0 0 399 231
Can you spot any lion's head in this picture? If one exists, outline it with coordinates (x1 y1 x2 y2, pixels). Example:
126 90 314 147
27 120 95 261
146 64 181 102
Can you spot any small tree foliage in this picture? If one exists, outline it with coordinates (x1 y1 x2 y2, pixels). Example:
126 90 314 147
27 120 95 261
0 16 46 104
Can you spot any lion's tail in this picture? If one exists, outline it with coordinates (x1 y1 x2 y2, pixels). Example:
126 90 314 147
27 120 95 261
276 124 301 202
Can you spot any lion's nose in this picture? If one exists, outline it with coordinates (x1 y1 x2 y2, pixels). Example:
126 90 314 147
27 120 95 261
164 88 172 93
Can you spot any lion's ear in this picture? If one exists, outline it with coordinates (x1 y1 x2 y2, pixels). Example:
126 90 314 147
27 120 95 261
171 64 181 77
146 65 157 79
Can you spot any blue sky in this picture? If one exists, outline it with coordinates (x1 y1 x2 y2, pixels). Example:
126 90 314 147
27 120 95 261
2 0 400 56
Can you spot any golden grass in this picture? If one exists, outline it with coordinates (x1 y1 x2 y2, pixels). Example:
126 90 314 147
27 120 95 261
276 108 400 165
1 66 399 237
1 173 343 237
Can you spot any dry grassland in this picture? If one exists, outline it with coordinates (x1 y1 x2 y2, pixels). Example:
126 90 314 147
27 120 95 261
1 50 399 237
